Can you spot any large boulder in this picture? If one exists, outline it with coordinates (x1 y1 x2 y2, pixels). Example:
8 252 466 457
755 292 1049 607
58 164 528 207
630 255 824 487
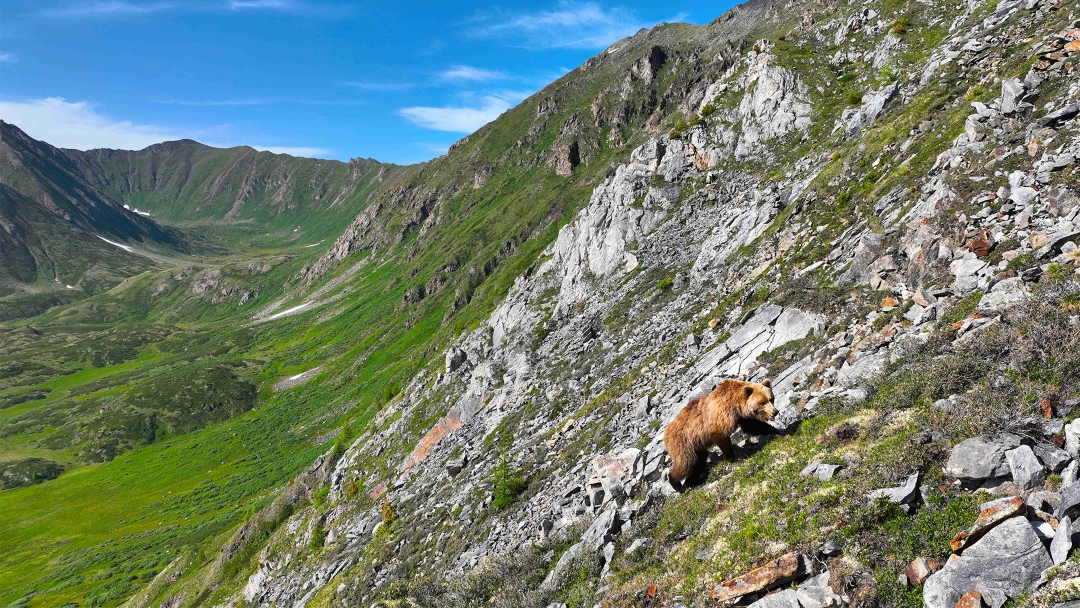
946 436 1021 486
1005 445 1046 490
923 516 1053 608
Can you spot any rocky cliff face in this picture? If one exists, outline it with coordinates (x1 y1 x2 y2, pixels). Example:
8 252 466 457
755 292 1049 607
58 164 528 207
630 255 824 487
129 0 1080 605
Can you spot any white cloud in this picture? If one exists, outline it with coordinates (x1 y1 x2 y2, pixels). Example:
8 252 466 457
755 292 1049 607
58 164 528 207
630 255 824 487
0 97 181 150
225 0 299 10
42 1 179 18
472 2 646 50
398 92 529 133
41 0 309 18
343 81 415 92
0 97 329 157
440 65 504 82
0 54 16 62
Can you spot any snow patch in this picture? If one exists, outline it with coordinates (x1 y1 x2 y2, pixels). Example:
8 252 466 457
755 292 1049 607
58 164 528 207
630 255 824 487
96 236 134 252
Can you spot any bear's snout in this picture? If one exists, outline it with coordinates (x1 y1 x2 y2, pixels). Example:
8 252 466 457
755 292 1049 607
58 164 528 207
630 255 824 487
762 402 778 420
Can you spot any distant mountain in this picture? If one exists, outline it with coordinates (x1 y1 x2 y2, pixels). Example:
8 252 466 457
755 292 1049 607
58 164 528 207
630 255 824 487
0 121 190 318
66 136 402 239
0 122 404 319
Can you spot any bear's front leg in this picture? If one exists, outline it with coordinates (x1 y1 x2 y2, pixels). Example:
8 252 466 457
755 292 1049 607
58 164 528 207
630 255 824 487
712 433 734 460
739 417 784 436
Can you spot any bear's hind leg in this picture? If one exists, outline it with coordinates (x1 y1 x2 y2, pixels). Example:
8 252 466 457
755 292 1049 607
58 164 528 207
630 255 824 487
666 436 699 492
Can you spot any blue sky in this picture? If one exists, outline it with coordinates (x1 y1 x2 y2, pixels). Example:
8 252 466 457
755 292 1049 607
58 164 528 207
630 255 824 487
0 1 731 164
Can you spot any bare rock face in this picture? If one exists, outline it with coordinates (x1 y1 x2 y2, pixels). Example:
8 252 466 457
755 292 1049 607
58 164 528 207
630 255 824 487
734 54 812 158
554 141 580 176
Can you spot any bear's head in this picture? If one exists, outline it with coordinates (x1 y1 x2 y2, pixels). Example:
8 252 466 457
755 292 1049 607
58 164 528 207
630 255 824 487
743 378 777 421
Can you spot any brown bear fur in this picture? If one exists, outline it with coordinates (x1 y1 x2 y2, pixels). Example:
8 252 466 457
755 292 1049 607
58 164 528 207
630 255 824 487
663 378 779 492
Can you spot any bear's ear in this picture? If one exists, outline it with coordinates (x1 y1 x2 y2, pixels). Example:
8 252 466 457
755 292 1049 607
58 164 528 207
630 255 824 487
744 386 754 399
761 378 772 388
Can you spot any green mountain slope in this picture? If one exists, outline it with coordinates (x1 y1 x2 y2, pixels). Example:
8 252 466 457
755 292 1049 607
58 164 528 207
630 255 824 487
67 139 401 242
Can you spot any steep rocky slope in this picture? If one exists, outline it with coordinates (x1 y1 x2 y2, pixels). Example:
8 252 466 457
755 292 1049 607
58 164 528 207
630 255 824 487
128 0 1080 604
5 0 1080 605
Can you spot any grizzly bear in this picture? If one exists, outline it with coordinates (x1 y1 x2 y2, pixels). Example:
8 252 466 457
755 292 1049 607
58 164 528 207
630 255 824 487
663 378 780 492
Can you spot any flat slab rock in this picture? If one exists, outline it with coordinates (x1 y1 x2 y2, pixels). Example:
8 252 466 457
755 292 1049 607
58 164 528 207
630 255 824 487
951 496 1027 552
946 435 1021 484
711 553 808 602
923 516 1053 608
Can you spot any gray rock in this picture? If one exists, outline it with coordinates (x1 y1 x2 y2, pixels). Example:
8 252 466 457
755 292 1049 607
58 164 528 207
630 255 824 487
542 542 585 589
747 589 801 608
978 277 1029 313
445 347 467 373
801 460 842 481
1032 444 1071 473
1065 419 1080 458
1064 460 1080 489
445 455 468 476
1005 445 1046 490
1050 515 1072 565
1000 79 1026 115
1036 102 1080 128
624 538 652 554
1057 484 1080 520
836 352 887 387
581 510 619 551
796 572 842 608
819 538 843 557
1027 490 1062 513
868 471 920 513
686 333 701 350
1035 231 1080 261
922 517 1053 608
600 542 616 578
946 436 1021 484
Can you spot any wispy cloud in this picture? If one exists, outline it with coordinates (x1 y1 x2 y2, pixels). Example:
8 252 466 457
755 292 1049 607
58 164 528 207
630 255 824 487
0 96 328 156
342 81 416 92
41 1 180 18
470 1 647 50
41 0 314 19
414 142 452 155
227 0 289 8
399 91 530 133
155 96 362 106
439 65 504 82
0 54 15 62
